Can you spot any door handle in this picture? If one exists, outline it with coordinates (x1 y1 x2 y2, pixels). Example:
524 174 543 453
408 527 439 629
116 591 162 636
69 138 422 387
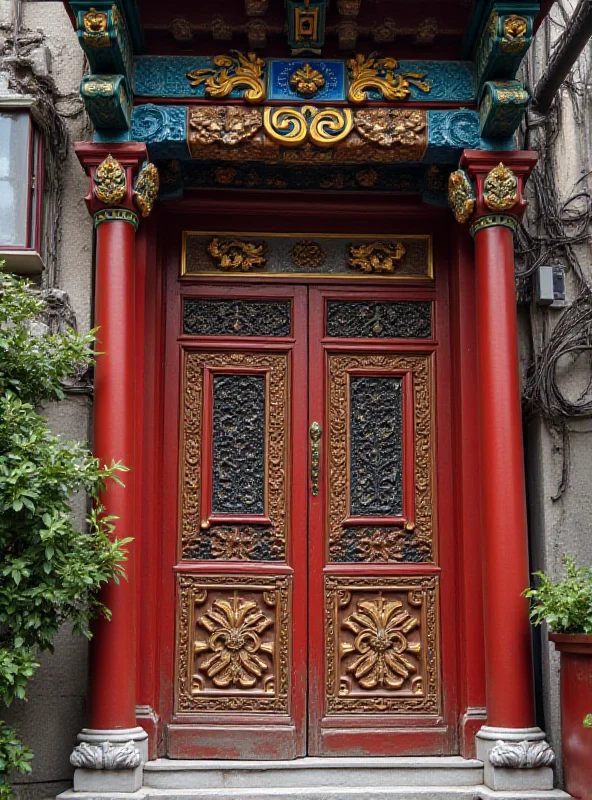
309 421 322 496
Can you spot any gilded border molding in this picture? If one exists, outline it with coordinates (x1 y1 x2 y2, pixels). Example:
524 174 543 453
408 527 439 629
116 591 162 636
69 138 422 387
181 351 288 561
93 208 139 229
469 214 518 237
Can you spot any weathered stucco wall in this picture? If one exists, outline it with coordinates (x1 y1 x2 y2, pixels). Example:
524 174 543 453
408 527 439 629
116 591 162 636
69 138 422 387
1 2 94 797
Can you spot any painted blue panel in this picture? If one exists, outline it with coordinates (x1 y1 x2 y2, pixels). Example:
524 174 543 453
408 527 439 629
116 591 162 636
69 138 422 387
268 59 346 102
130 104 189 159
135 56 242 99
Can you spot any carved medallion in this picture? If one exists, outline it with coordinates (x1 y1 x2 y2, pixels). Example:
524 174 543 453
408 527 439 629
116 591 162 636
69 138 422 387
348 53 431 103
93 154 126 205
81 7 109 47
483 162 518 211
354 108 427 150
177 575 291 713
348 241 406 274
289 63 326 97
325 576 440 715
188 106 263 147
186 51 266 103
133 162 159 217
211 527 257 561
290 239 326 268
208 237 267 271
264 105 353 148
448 169 475 223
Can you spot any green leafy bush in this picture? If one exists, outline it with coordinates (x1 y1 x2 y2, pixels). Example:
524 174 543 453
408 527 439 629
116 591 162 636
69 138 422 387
0 267 129 797
524 554 592 634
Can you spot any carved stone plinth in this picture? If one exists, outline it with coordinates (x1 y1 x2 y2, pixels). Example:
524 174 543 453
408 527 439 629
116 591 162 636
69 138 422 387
476 726 555 791
70 727 148 793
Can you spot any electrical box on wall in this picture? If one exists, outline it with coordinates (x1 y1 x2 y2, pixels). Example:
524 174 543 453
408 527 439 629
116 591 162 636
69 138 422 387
535 265 566 308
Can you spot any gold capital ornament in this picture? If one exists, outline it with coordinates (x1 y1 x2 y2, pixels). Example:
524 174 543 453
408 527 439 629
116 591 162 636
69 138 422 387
448 169 476 224
133 162 159 217
483 162 518 211
93 154 126 205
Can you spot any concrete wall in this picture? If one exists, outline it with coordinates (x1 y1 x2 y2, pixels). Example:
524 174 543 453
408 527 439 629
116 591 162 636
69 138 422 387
1 2 94 797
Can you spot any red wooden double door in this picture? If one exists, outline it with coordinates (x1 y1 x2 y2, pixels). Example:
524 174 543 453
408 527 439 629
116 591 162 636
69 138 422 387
164 280 457 759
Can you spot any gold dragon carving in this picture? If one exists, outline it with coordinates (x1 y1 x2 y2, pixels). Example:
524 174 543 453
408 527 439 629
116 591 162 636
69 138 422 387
207 237 268 271
348 241 407 274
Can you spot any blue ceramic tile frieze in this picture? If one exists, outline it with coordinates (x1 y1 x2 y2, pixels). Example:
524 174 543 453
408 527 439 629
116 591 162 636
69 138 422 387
268 59 346 102
135 56 241 99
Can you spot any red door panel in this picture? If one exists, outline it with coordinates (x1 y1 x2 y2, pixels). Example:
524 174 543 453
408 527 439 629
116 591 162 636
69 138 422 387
307 286 457 756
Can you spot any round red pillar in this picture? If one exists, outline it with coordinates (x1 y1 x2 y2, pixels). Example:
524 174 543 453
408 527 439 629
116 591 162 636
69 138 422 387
89 213 138 731
473 221 535 729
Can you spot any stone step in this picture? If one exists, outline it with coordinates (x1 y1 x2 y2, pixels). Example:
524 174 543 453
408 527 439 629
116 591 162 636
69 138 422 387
58 786 571 800
142 757 484 790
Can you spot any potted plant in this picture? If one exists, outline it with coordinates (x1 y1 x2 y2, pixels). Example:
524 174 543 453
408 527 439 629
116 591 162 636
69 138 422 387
525 555 592 800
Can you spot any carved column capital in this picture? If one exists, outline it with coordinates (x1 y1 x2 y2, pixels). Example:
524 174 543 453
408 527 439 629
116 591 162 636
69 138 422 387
74 142 159 227
448 149 537 234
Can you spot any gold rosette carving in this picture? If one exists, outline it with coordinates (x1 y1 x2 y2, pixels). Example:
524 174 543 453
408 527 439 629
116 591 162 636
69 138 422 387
289 63 326 97
93 154 126 205
187 51 266 103
133 162 159 217
448 169 475 223
483 162 518 211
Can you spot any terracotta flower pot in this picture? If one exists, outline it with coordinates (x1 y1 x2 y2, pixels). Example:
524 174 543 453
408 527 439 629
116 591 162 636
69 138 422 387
550 633 592 799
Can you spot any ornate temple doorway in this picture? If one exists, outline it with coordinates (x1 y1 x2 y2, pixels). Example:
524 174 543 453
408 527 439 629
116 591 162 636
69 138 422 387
158 228 459 760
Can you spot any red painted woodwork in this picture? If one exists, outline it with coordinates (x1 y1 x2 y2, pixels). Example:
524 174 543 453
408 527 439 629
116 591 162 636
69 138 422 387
75 142 147 733
473 223 535 730
550 634 592 800
459 150 539 733
133 199 486 760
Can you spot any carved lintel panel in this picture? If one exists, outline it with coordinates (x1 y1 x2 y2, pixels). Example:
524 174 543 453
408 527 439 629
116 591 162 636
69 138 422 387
177 575 291 713
328 354 434 563
325 575 440 715
181 351 288 560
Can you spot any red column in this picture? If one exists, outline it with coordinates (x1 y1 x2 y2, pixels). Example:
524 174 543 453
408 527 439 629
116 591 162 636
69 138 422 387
458 151 539 731
74 144 151 737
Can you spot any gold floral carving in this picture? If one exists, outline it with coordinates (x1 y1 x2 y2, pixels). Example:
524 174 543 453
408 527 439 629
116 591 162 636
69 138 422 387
448 169 475 224
289 63 326 97
207 237 268 271
341 592 421 690
328 354 433 562
211 527 257 561
501 14 528 53
325 576 440 715
177 575 291 713
133 162 159 217
264 106 353 148
357 524 415 562
483 162 518 211
290 239 326 268
194 592 274 688
93 154 126 205
186 51 266 103
347 53 431 103
348 241 407 274
354 108 427 155
188 106 263 147
181 352 287 560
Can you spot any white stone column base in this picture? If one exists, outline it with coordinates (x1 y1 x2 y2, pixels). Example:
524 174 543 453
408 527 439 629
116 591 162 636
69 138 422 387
69 727 148 794
476 725 555 791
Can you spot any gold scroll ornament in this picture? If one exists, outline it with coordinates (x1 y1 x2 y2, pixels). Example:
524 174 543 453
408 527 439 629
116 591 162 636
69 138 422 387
348 53 431 103
264 105 353 148
187 51 266 103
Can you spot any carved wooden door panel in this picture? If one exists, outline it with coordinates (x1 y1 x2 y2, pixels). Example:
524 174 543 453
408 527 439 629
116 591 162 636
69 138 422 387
170 285 308 759
307 287 455 756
